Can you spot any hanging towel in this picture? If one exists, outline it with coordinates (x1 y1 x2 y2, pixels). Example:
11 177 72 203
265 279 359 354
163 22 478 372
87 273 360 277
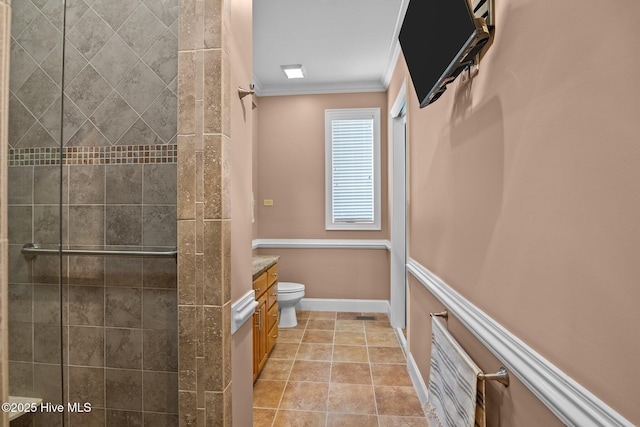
426 317 486 427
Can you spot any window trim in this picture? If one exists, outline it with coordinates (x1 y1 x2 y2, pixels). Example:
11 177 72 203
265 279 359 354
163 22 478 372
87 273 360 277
325 108 381 231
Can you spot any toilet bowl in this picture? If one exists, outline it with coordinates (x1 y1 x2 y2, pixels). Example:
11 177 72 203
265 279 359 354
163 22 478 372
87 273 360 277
277 282 305 328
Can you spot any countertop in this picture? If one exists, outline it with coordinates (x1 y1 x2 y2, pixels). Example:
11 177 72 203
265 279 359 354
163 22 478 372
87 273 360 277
252 255 279 279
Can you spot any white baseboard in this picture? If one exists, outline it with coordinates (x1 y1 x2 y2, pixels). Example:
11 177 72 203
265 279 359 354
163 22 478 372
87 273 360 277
299 298 390 314
407 351 429 408
395 327 407 351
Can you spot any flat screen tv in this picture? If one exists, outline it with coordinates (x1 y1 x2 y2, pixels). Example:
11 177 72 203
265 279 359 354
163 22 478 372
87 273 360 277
399 0 490 107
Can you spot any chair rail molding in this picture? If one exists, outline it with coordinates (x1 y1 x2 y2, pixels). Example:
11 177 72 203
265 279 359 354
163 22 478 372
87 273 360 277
252 238 391 250
407 258 634 427
231 290 259 334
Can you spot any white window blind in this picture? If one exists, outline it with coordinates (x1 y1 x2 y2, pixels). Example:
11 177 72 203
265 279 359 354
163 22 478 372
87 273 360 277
325 108 381 230
331 118 374 223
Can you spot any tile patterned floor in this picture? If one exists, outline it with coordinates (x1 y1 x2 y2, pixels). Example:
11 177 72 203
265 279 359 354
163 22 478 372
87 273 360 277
253 311 429 427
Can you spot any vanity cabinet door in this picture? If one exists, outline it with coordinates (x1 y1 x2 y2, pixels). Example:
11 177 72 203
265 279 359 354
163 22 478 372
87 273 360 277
266 269 278 355
253 294 268 381
252 262 279 381
252 303 260 378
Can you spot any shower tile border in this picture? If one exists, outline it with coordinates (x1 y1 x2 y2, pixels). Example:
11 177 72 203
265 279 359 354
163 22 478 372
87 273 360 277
8 144 178 167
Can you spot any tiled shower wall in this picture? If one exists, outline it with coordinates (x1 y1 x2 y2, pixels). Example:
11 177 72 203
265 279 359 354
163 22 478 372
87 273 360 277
8 162 179 427
7 0 179 425
10 0 177 148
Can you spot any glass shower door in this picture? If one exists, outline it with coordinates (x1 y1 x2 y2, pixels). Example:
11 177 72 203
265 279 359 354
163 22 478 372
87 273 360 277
8 0 179 425
8 0 65 425
59 0 179 424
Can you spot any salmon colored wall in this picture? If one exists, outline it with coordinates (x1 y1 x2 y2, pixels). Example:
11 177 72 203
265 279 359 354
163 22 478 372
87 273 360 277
256 92 388 239
392 0 640 424
257 248 390 300
255 92 390 301
230 0 253 304
252 98 259 241
229 0 254 424
408 277 563 427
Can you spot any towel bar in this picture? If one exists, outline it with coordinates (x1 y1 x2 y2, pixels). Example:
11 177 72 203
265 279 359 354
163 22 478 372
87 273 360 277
430 310 448 320
478 367 509 387
22 243 177 259
430 310 508 387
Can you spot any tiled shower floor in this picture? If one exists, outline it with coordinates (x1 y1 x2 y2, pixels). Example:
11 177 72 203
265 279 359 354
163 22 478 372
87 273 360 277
253 311 429 427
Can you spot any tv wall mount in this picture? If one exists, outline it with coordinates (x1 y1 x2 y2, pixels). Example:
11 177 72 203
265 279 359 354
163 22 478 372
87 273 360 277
472 0 494 28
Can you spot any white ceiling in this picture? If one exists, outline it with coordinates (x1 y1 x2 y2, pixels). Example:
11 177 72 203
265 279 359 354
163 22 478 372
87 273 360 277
252 0 409 96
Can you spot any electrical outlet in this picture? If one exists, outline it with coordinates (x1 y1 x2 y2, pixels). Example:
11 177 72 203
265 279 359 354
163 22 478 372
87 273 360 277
263 199 274 207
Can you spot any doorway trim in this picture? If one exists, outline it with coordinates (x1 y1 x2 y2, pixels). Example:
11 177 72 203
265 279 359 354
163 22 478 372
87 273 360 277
389 78 408 329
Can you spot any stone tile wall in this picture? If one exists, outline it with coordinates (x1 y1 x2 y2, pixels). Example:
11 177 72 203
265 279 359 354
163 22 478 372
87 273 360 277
9 0 178 150
177 0 233 425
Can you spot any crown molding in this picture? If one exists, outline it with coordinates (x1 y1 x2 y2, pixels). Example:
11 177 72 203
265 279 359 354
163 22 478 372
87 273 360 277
381 0 410 88
253 81 387 97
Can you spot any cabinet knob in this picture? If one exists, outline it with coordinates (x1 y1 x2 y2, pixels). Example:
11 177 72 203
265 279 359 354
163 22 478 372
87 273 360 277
271 273 278 277
271 314 278 318
272 335 278 339
255 287 261 292
270 292 277 296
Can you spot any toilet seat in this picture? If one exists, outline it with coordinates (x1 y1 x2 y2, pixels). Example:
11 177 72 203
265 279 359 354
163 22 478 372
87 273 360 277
278 282 305 293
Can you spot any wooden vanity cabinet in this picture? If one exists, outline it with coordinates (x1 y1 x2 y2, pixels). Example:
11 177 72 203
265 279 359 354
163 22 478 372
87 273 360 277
253 262 279 381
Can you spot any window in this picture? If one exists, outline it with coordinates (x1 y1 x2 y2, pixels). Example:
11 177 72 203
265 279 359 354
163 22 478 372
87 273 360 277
325 108 381 230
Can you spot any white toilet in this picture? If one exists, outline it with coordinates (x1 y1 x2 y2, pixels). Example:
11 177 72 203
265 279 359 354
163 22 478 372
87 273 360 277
277 282 305 328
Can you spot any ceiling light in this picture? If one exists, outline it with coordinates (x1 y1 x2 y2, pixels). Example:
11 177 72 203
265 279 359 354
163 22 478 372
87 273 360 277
281 64 305 79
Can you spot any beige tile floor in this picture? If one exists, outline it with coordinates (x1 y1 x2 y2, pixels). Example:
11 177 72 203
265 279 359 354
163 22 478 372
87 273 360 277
253 311 429 427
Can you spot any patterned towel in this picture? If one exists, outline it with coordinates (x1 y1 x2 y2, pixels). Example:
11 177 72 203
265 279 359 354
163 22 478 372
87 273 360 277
426 317 486 427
